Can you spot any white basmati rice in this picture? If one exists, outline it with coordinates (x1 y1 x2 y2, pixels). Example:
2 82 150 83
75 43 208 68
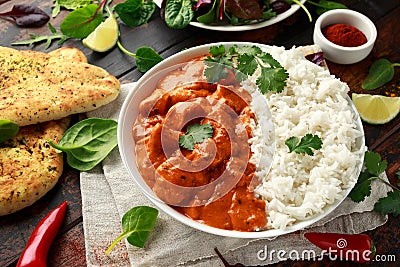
244 45 365 230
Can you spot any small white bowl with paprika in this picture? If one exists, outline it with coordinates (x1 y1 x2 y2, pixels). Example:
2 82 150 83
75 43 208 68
313 9 377 64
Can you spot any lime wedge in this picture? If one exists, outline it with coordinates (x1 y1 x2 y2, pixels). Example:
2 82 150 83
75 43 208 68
82 16 118 52
352 93 400 124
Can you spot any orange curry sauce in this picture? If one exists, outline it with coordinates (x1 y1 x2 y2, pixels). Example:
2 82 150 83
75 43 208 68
132 59 266 232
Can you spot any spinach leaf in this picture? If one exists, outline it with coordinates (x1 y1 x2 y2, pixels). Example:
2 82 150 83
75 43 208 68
305 0 347 15
117 41 163 72
135 46 164 72
197 0 219 24
362 59 400 90
106 206 158 254
115 0 155 27
48 118 118 171
0 4 50 27
52 0 92 18
165 0 194 29
0 120 19 144
60 4 103 39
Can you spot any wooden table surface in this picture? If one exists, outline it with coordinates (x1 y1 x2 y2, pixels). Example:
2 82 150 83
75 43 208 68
1 0 399 266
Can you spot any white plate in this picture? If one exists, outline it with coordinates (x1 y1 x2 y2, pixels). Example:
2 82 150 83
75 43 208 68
154 0 306 31
118 42 365 238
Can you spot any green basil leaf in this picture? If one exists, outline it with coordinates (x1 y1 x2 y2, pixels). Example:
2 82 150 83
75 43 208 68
60 4 103 39
115 0 155 27
0 120 19 144
165 0 194 29
106 206 158 254
135 46 164 72
48 118 117 171
362 59 395 90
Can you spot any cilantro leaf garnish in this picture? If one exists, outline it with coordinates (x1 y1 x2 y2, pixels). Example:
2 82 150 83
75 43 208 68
349 151 400 216
364 150 388 176
179 123 213 150
374 191 400 216
349 151 387 203
285 134 322 156
348 171 374 202
204 45 289 93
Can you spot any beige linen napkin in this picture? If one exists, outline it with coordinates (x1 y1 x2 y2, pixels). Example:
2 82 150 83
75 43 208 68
81 83 389 266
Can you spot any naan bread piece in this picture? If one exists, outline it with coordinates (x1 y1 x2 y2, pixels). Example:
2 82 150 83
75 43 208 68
0 46 120 126
47 46 88 63
0 117 70 216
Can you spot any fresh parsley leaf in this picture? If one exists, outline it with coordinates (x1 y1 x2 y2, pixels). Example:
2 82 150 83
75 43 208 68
237 54 258 77
179 123 213 150
204 60 230 83
204 45 288 93
374 190 400 216
285 134 322 155
396 167 400 178
348 171 374 202
364 151 387 176
210 45 226 56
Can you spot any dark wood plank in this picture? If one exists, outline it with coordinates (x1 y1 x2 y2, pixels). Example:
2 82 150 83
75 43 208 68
48 222 87 267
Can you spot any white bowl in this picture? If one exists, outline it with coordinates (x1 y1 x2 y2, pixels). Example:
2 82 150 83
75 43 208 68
118 42 365 238
313 9 377 64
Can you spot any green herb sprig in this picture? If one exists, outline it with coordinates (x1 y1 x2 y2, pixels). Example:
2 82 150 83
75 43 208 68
204 45 289 94
349 151 400 216
179 123 214 150
12 23 70 49
285 134 322 156
106 206 158 254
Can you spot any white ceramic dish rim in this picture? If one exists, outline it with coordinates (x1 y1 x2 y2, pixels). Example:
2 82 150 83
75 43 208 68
118 42 365 238
153 0 305 31
314 9 377 51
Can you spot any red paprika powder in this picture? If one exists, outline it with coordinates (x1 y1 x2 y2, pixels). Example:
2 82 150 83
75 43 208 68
322 23 367 47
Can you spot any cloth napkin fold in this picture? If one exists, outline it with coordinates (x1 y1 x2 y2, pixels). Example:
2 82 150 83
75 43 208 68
81 83 389 266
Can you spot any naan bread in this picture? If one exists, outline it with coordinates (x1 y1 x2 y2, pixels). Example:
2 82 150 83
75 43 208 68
0 47 90 216
0 117 69 216
0 46 120 126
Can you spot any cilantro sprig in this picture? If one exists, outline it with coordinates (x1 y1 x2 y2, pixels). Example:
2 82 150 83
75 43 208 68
349 151 400 216
285 134 322 156
204 45 289 94
179 123 213 150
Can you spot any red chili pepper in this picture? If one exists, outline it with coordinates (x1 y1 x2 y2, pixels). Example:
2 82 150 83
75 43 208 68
17 201 67 267
304 232 375 263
